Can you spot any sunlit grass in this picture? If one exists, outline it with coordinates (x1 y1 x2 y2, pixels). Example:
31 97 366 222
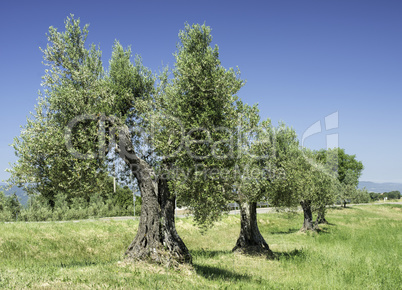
0 204 401 289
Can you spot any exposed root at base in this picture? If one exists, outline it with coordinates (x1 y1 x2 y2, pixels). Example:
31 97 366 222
299 226 318 233
125 247 192 268
232 246 276 259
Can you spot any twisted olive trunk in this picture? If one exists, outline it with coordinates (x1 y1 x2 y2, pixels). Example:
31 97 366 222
232 201 273 255
315 206 328 226
118 127 191 265
300 200 315 231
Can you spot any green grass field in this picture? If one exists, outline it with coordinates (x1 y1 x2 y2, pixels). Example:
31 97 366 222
0 204 401 289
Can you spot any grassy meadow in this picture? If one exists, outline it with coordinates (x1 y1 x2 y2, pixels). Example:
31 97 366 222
0 204 401 289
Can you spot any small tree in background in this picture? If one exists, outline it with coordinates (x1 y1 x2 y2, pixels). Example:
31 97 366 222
351 187 370 204
338 169 360 207
0 191 13 221
0 190 5 212
383 191 401 200
315 148 364 209
6 194 21 220
268 145 338 231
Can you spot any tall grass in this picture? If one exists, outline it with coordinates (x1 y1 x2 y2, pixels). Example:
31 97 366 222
0 204 400 289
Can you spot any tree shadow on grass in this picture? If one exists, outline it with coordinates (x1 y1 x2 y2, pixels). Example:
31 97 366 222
273 248 306 261
313 227 332 234
322 221 336 226
191 249 232 259
193 263 252 281
269 228 299 235
330 206 360 211
233 246 276 260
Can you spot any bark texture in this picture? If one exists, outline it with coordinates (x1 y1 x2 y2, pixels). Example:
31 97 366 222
232 202 273 256
300 200 315 231
315 206 328 226
117 127 191 265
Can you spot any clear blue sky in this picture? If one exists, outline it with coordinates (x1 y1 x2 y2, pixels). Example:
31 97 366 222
1 0 401 183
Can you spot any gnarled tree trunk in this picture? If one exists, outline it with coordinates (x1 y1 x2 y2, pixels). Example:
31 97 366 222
232 201 273 256
157 178 191 262
315 206 328 226
300 200 315 231
117 128 191 265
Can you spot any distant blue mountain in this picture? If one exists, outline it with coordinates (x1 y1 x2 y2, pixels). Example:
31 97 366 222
359 181 402 194
0 183 29 205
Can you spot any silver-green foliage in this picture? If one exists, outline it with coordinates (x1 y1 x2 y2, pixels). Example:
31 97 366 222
7 15 110 205
149 23 245 226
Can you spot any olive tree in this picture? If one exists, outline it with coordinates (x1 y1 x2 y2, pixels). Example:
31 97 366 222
9 17 267 265
7 15 111 207
159 23 243 227
230 119 301 253
266 132 337 231
229 103 274 254
316 148 364 208
106 23 245 264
